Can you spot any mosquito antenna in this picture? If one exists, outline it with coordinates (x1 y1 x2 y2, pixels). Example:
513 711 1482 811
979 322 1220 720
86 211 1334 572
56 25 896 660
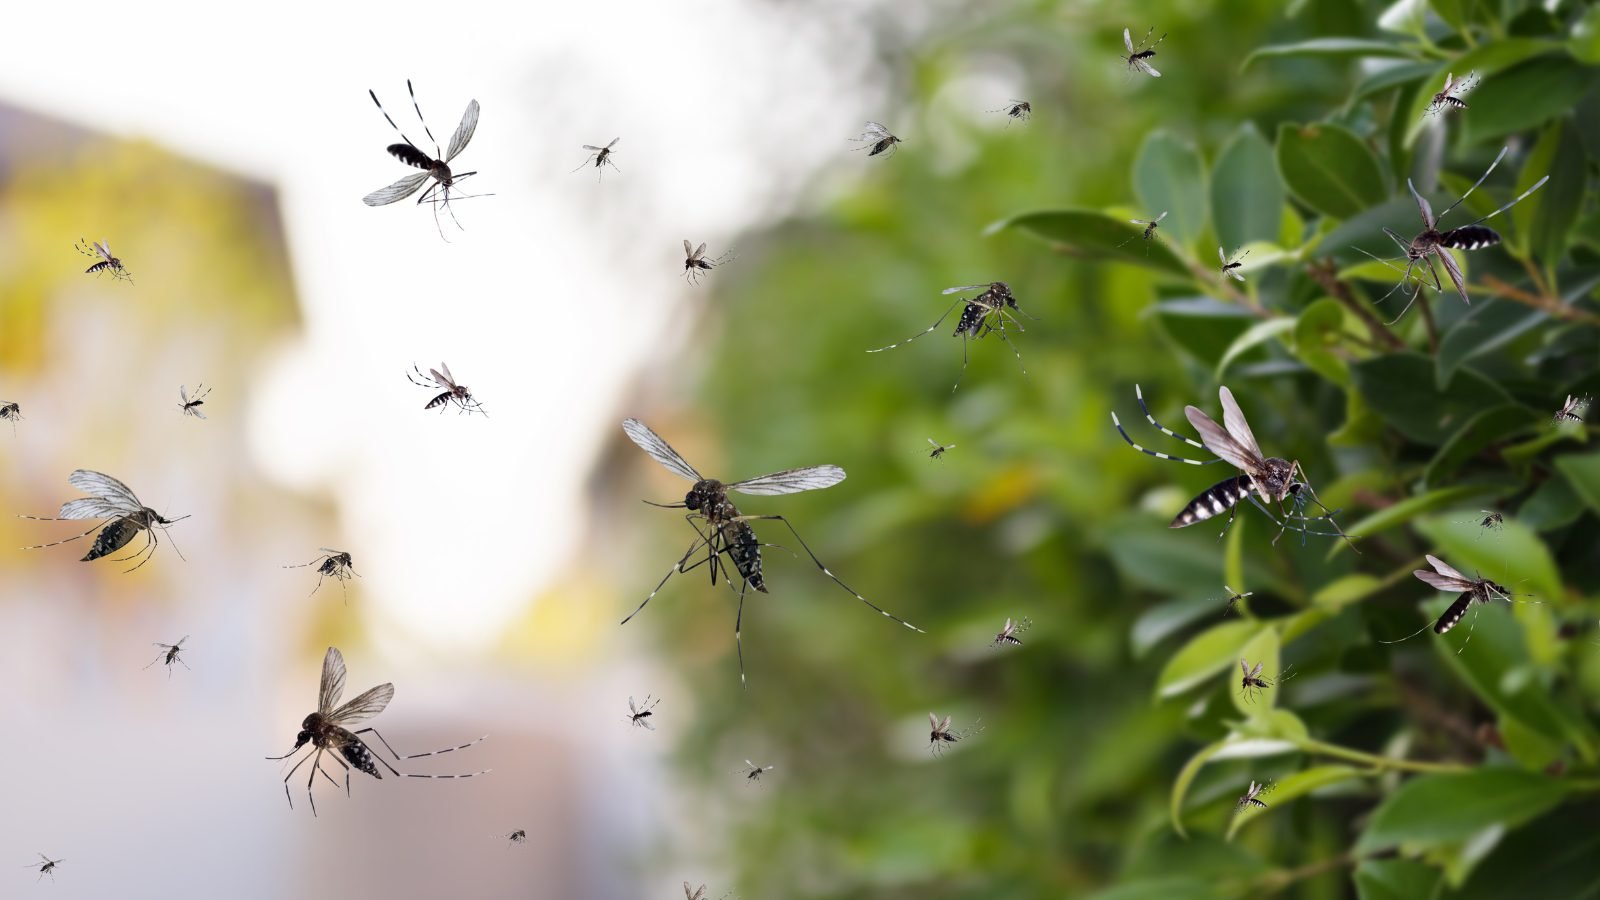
406 79 441 158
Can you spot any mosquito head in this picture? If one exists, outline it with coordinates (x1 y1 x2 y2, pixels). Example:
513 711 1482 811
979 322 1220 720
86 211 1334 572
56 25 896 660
1258 458 1296 499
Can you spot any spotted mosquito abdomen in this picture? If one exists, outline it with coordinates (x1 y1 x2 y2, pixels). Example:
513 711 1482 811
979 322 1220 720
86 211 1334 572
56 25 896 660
725 521 767 592
953 303 987 338
1434 592 1475 634
388 143 433 170
338 736 383 779
1170 475 1254 528
1441 225 1501 251
82 516 143 561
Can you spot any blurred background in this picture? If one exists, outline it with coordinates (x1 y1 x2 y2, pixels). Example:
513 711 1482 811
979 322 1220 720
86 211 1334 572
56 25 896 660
4 0 1599 898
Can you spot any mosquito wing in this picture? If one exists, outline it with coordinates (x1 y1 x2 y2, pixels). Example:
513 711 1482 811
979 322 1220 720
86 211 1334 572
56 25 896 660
318 646 349 714
1405 177 1436 229
685 883 706 900
628 696 639 715
1423 553 1472 585
1249 661 1263 679
939 715 952 733
1137 60 1161 77
1219 247 1228 266
1239 658 1251 678
941 284 991 295
622 418 702 482
68 469 143 512
1154 211 1168 223
862 121 891 139
445 99 480 163
582 145 603 152
928 711 940 730
683 239 694 259
606 137 621 150
96 240 113 259
364 172 431 206
1123 27 1134 53
727 465 846 495
1216 387 1266 463
180 385 189 404
57 497 132 520
1183 405 1262 472
329 681 395 726
1435 246 1471 306
692 241 707 261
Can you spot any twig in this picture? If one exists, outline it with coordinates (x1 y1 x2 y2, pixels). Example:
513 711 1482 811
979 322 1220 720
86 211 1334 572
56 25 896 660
1481 275 1600 327
1306 260 1407 349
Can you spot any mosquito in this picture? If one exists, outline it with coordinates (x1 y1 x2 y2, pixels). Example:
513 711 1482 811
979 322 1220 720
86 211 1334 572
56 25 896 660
851 121 902 157
1459 509 1504 537
1121 27 1165 77
989 99 1031 123
76 238 132 283
363 80 487 239
265 646 488 816
1111 385 1354 546
992 616 1031 647
179 384 210 419
573 137 620 179
1219 246 1249 282
683 240 734 284
1352 146 1549 321
407 362 486 415
627 694 660 730
20 469 187 572
0 400 20 435
1380 554 1534 654
1118 211 1167 251
503 829 527 847
867 281 1033 393
927 438 955 460
928 712 982 756
25 854 63 882
1425 71 1477 116
284 549 359 599
738 759 775 783
1238 659 1295 703
622 418 921 685
1236 780 1273 811
1554 394 1589 424
144 635 191 678
1222 585 1254 616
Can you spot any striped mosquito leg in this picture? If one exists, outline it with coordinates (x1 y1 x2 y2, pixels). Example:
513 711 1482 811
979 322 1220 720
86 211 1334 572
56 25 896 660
17 520 103 549
734 578 751 687
1112 385 1225 464
354 728 489 778
1170 476 1254 528
1248 494 1349 540
622 530 715 625
993 321 1028 378
737 514 924 633
866 299 965 355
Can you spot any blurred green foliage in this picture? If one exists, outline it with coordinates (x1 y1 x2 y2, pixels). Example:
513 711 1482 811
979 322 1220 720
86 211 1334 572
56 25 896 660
632 1 1600 897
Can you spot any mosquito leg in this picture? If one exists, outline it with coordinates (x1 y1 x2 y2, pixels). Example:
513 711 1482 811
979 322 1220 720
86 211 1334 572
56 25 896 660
353 727 489 778
17 520 104 549
305 747 326 817
865 299 964 355
317 751 346 792
277 747 314 810
1455 603 1481 655
734 578 750 688
951 329 972 393
735 514 923 633
122 529 158 573
994 321 1028 377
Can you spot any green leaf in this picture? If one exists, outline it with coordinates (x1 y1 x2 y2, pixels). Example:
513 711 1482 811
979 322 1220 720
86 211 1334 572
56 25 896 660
1211 123 1285 250
1518 471 1586 531
1355 769 1568 854
1428 0 1467 34
1435 301 1550 389
1227 765 1364 839
988 209 1189 277
1414 514 1562 621
1330 485 1502 559
1134 131 1208 246
1216 317 1295 378
1170 739 1228 837
1512 119 1584 274
1275 122 1388 220
1421 405 1542 488
1398 40 1566 143
1131 595 1223 658
1451 806 1600 899
1243 38 1415 68
1352 62 1437 103
1460 55 1597 145
1572 4 1600 65
1312 573 1384 611
1350 354 1512 445
1085 879 1228 900
1553 451 1600 516
1290 297 1355 385
1149 298 1256 369
1156 621 1260 698
1355 859 1443 900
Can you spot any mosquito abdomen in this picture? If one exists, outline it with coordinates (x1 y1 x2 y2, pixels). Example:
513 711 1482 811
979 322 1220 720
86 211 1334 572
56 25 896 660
387 143 434 170
1170 475 1253 528
1434 593 1475 634
1441 224 1501 251
82 517 142 561
726 522 767 592
339 738 383 779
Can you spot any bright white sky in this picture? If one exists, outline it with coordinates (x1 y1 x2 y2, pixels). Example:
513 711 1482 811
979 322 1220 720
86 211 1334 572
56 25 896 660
0 0 902 648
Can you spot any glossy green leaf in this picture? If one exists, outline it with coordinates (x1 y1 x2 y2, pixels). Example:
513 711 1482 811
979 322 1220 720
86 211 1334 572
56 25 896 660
1085 879 1227 900
1156 621 1259 698
1216 317 1295 378
1355 859 1443 900
1356 769 1568 854
1399 40 1566 143
1421 405 1542 488
1517 471 1586 531
1330 485 1501 558
1555 451 1600 515
1227 765 1364 839
1291 297 1354 385
1243 38 1414 69
1572 4 1600 65
1149 298 1256 369
1312 573 1383 611
1435 301 1550 389
1512 119 1585 273
989 209 1189 277
1134 131 1208 246
1350 354 1512 445
1460 55 1596 146
1211 123 1284 250
1451 806 1600 899
1275 122 1388 220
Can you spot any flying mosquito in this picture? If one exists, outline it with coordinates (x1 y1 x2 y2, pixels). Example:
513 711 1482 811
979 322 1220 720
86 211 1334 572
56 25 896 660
1219 246 1249 282
1425 71 1477 116
1112 385 1354 546
989 99 1031 123
682 240 734 284
867 281 1033 393
1222 585 1254 616
572 137 620 179
1236 780 1273 811
363 80 487 239
992 616 1031 647
178 384 210 419
622 418 921 685
928 712 982 756
1352 146 1549 320
144 635 191 678
1380 555 1533 653
407 362 486 415
25 854 63 882
1554 394 1590 424
1238 659 1294 703
20 469 187 572
684 884 707 900
265 646 488 816
1117 211 1167 250
76 237 132 283
851 121 902 157
502 829 527 847
284 549 359 599
627 694 660 730
1121 27 1165 77
738 760 775 783
1462 509 1504 535
0 400 20 435
927 438 955 460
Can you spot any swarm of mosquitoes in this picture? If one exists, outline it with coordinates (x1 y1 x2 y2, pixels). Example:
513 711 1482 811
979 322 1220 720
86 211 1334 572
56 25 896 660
14 40 1582 886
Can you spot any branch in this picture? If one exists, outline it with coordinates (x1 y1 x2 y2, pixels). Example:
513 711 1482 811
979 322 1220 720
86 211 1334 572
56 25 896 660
1307 260 1407 349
